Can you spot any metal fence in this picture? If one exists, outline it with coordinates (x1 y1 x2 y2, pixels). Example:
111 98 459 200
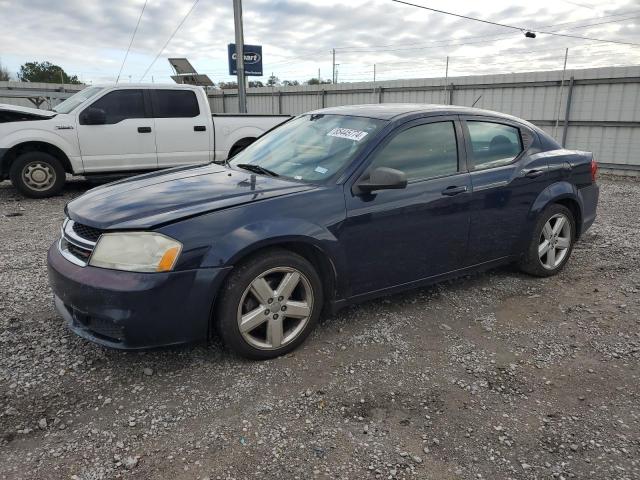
208 66 640 172
0 81 83 109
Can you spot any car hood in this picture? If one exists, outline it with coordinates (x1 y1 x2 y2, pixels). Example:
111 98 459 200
67 164 317 230
0 103 57 121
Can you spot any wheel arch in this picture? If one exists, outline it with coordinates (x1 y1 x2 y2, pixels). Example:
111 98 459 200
228 136 257 158
2 140 74 176
209 236 340 331
530 181 584 238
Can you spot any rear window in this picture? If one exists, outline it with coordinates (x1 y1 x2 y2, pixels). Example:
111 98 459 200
152 90 200 118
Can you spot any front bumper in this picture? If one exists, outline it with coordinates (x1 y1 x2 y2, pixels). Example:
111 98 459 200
0 148 9 180
47 243 231 350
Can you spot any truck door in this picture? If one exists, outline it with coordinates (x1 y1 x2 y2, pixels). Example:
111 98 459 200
151 89 211 167
77 89 157 172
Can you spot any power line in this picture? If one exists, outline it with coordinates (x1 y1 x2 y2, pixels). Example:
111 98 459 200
335 15 640 56
390 0 640 48
139 0 200 81
116 0 148 84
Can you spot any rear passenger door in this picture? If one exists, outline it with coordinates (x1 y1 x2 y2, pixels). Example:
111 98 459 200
342 117 472 296
462 116 551 265
151 89 211 167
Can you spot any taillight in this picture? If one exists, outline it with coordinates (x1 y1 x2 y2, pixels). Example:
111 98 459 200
590 158 598 183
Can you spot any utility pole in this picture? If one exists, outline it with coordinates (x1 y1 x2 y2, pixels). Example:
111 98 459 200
332 48 335 83
553 48 569 139
443 56 449 105
318 68 321 83
373 64 376 82
233 0 247 113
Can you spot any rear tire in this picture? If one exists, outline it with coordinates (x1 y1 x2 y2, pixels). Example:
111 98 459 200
215 248 323 360
9 151 66 198
518 204 575 277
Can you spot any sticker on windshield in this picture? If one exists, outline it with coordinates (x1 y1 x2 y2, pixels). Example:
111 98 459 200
327 127 368 142
315 166 328 174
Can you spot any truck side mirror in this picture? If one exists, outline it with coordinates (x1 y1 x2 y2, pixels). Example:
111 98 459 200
354 167 408 194
80 107 107 125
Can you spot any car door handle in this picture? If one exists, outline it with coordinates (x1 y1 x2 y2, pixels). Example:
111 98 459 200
194 125 206 132
137 127 152 133
441 185 468 196
523 169 544 178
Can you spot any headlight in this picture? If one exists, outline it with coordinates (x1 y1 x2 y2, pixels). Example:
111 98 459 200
89 232 182 273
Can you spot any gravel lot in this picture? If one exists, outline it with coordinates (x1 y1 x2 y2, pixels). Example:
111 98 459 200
0 176 639 480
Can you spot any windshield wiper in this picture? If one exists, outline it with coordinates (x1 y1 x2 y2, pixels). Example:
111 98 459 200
235 163 280 177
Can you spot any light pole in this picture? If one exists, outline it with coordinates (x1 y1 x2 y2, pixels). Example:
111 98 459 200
233 0 247 113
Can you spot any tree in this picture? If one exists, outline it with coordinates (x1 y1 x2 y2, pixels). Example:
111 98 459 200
248 80 264 88
17 61 81 84
305 78 331 85
0 59 10 81
282 80 300 86
266 75 280 87
217 81 238 89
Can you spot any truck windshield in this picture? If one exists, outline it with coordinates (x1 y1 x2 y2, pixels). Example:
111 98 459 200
52 86 104 114
228 114 386 183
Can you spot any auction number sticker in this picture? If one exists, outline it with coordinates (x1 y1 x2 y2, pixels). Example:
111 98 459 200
327 128 368 141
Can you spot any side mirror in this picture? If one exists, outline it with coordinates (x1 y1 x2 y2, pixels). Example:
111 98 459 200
355 167 408 194
80 107 106 125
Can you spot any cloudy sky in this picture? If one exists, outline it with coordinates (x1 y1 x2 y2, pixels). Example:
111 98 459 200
1 0 639 85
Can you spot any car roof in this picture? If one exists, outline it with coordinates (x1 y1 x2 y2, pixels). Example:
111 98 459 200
92 83 202 90
307 103 532 124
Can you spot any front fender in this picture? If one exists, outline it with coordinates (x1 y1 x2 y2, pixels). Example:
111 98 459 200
203 217 342 268
1 128 82 172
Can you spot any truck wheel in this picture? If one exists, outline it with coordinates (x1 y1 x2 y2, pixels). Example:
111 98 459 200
9 151 66 198
518 204 575 277
215 248 323 360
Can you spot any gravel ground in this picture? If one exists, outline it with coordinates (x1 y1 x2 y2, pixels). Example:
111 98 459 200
0 176 639 480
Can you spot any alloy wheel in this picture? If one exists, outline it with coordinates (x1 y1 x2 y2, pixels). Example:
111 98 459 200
237 267 313 350
538 213 571 270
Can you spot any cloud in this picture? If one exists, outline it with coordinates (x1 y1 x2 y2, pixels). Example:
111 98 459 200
0 0 638 84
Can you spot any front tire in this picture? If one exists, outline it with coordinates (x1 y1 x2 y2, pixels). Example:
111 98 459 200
215 249 323 360
9 151 66 198
519 204 575 277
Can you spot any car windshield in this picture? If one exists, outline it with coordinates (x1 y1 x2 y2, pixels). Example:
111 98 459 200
228 114 386 183
52 86 104 114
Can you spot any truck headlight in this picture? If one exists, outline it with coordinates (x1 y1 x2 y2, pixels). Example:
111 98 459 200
89 232 182 273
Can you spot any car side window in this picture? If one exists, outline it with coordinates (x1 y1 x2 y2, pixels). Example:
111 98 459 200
152 90 200 118
369 121 458 181
467 121 523 170
87 89 146 124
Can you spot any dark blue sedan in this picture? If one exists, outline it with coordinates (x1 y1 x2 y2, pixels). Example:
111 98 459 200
47 104 599 359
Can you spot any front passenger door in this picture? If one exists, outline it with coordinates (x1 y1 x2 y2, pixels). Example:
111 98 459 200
77 89 157 172
341 118 471 296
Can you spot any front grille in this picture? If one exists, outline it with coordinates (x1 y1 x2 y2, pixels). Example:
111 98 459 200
72 222 103 242
59 219 98 267
66 241 92 261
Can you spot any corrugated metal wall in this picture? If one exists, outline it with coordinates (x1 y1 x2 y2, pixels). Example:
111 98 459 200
209 66 640 169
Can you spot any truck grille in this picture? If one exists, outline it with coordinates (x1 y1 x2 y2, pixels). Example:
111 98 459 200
58 219 103 266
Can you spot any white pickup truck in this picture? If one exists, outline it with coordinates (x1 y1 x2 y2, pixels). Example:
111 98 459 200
0 84 290 197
